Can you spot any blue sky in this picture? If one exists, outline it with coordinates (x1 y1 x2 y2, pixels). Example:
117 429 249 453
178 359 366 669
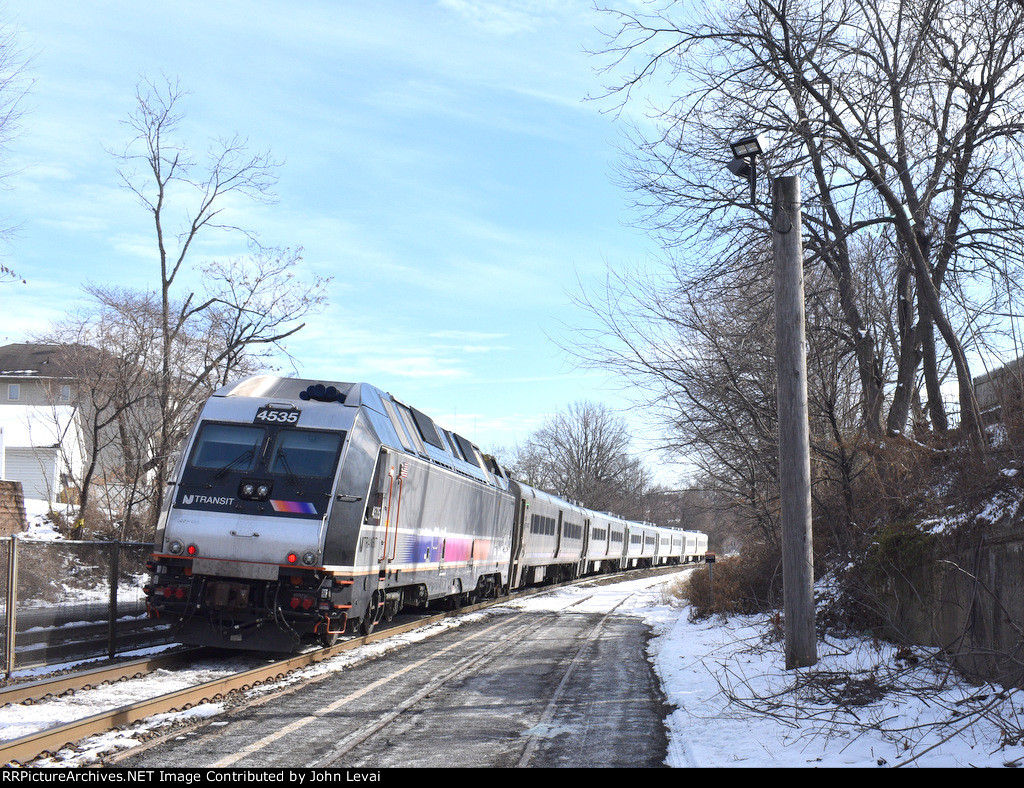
0 1 674 468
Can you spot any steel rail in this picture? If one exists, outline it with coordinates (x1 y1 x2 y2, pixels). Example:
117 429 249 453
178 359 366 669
0 648 204 707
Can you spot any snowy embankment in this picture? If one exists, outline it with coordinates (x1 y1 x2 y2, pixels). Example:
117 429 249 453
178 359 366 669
18 499 68 540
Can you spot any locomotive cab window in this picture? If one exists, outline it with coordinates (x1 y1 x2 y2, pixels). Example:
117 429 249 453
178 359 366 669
189 423 264 471
268 430 344 478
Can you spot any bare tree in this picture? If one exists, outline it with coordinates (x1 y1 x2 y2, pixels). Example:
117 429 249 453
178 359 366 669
572 255 784 541
0 12 32 282
40 288 160 537
509 400 656 520
592 0 1024 447
570 226 880 550
111 76 330 522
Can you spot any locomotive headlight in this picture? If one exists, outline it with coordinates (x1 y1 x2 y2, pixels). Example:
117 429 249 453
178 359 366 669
301 551 317 566
168 540 183 555
239 479 272 500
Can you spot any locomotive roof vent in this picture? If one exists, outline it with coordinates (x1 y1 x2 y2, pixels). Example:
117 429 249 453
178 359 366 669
300 384 346 403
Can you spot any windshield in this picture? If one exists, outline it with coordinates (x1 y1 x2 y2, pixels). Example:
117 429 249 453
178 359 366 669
188 422 343 480
189 424 264 472
268 430 343 479
179 421 345 518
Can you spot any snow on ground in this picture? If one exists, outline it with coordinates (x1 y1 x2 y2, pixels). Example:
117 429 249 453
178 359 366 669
6 571 1024 768
510 574 1024 767
20 499 68 541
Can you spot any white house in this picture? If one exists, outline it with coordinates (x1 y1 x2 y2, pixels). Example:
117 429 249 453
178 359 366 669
0 344 85 502
0 404 84 501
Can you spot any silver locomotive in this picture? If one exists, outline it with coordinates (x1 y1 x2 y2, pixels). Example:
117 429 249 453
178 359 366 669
144 375 706 651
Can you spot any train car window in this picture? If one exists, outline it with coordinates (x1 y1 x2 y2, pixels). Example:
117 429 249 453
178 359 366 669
380 398 416 452
452 433 482 468
189 423 265 471
443 430 464 460
268 430 343 478
393 404 428 456
530 514 558 535
409 407 445 449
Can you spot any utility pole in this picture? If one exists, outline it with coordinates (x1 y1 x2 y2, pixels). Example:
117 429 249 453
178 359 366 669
772 175 817 669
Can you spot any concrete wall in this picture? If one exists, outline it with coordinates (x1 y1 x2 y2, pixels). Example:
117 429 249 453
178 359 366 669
0 479 26 537
878 517 1024 689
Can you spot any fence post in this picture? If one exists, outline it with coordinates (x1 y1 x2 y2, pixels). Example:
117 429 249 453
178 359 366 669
108 540 120 659
5 536 18 678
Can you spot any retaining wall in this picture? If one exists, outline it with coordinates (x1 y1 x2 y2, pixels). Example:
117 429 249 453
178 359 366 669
0 480 26 537
879 517 1024 688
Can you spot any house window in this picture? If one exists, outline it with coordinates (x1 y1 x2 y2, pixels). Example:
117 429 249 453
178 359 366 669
7 383 19 401
59 385 71 403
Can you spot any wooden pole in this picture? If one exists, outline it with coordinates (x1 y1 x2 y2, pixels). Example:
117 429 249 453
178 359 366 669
772 175 817 669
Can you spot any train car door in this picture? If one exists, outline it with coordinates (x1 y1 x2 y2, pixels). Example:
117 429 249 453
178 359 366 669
579 517 590 576
368 448 395 568
508 488 528 589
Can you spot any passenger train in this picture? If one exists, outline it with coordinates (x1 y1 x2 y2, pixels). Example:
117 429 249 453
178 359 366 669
144 376 708 652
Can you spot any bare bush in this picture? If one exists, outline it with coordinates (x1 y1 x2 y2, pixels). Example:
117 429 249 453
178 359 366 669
683 543 783 620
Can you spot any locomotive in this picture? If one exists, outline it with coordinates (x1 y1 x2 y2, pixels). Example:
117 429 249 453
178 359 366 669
144 375 708 652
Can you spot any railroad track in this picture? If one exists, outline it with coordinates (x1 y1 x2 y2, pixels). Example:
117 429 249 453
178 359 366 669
0 594 518 766
0 565 691 766
0 648 205 706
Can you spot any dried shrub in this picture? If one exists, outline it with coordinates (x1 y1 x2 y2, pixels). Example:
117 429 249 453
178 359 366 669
683 541 783 620
813 418 1024 638
845 436 948 530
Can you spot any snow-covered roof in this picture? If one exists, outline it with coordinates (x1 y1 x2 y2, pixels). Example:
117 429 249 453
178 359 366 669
0 343 75 378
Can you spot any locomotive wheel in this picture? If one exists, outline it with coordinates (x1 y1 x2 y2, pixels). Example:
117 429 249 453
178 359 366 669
359 591 383 635
318 629 339 647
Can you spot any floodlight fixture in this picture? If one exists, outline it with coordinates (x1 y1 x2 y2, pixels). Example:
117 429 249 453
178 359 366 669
727 133 768 207
730 134 767 160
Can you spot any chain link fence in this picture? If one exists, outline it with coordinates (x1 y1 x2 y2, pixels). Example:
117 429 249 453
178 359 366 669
1 538 174 677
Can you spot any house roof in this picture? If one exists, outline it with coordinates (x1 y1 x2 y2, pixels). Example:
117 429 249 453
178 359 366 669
0 343 74 378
